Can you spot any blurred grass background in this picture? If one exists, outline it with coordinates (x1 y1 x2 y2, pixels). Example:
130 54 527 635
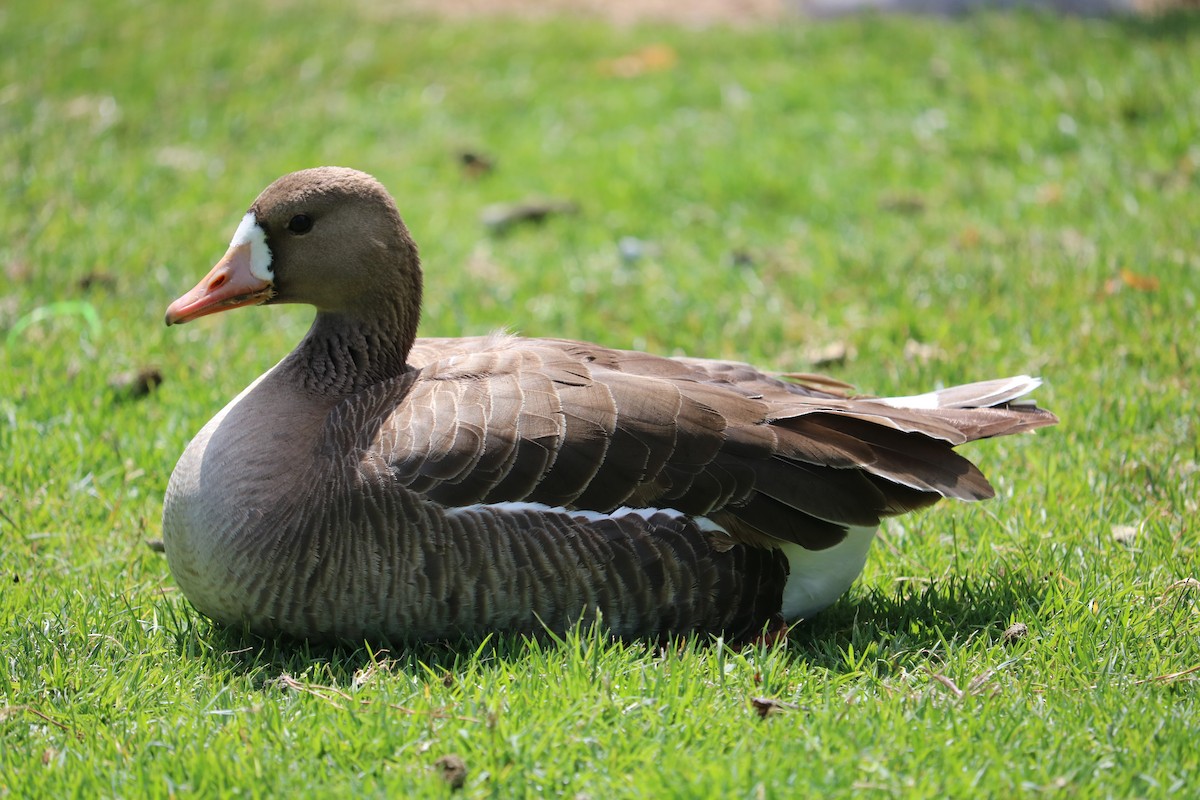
2 1 1198 796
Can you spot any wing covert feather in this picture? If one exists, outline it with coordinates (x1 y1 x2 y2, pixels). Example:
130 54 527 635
354 336 1052 553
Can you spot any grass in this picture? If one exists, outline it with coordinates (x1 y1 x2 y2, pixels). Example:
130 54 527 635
2 0 1199 796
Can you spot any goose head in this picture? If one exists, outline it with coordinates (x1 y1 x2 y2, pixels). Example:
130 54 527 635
165 167 423 345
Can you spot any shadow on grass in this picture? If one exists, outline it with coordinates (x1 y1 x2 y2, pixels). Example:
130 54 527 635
159 570 1046 684
162 613 543 689
791 572 1048 671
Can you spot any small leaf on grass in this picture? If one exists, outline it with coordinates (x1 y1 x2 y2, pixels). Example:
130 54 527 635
1034 183 1063 205
1111 524 1139 546
1105 269 1160 294
928 671 963 698
77 271 117 291
434 754 467 790
1001 622 1028 644
1120 268 1160 292
481 199 578 232
457 150 494 179
878 191 925 215
750 697 798 718
956 225 982 249
803 341 855 368
903 339 942 363
598 44 677 78
109 367 163 400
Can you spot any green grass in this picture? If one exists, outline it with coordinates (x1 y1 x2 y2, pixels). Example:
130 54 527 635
3 1 1199 796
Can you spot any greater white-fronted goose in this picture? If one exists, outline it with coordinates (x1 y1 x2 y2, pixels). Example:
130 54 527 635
162 167 1057 643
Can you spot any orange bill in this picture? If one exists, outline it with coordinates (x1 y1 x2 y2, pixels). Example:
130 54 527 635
165 244 274 325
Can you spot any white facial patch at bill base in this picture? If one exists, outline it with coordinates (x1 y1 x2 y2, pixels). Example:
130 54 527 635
229 212 274 281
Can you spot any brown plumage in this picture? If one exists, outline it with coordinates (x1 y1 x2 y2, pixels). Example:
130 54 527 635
162 167 1057 644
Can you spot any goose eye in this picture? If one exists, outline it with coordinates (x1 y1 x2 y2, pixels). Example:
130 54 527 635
287 214 313 235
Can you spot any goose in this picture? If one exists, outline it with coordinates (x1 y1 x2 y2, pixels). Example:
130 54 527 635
162 167 1057 644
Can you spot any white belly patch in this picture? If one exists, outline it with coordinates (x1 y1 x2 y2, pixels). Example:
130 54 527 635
778 526 877 621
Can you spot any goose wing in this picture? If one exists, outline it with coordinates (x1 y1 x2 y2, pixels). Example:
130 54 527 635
341 335 1055 551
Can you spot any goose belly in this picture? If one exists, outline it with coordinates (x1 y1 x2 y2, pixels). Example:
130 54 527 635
778 526 877 621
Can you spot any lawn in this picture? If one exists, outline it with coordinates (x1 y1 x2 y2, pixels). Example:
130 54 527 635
2 1 1198 796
